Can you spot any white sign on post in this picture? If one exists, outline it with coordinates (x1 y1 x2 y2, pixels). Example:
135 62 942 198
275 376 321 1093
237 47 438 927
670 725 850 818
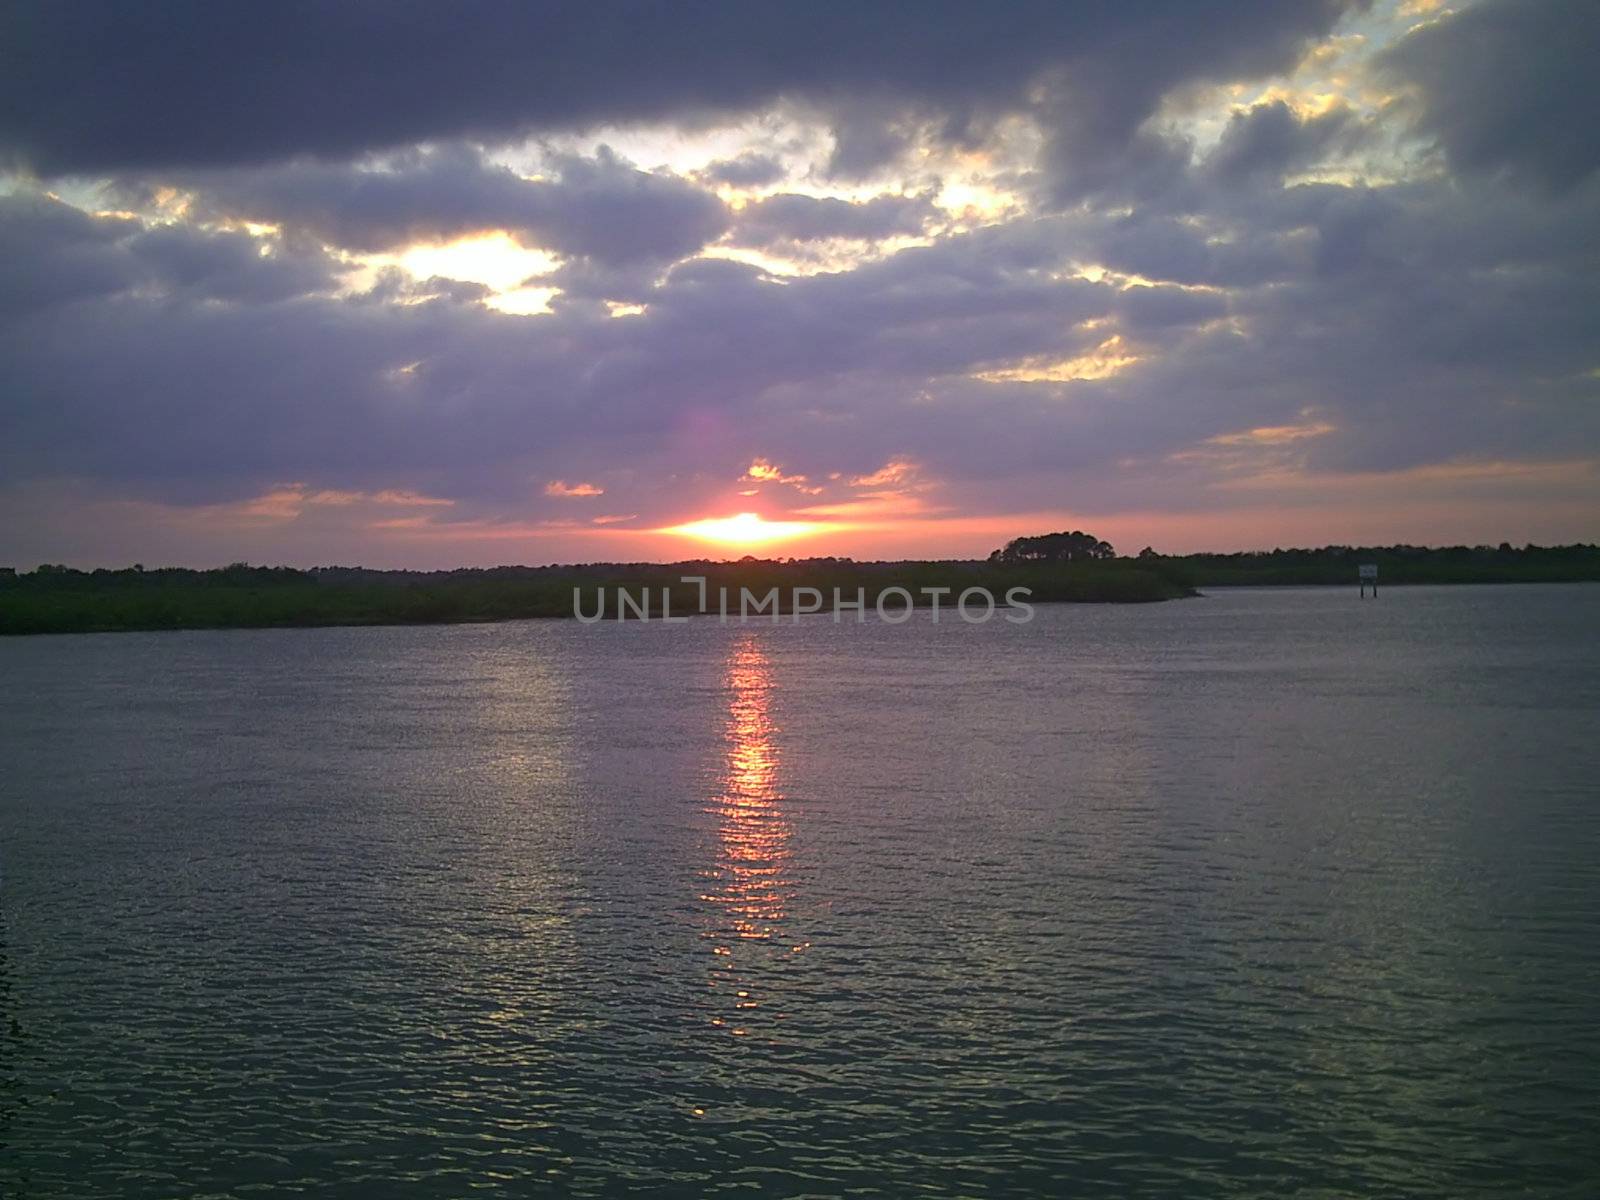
1358 564 1377 579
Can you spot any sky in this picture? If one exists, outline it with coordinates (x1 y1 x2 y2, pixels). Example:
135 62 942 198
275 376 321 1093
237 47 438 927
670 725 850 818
1 0 1596 568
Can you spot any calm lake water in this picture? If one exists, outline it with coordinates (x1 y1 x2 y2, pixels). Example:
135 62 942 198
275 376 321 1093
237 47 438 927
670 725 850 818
2 584 1598 1197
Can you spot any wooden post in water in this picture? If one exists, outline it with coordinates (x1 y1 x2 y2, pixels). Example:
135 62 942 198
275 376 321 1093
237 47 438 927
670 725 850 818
1359 562 1378 598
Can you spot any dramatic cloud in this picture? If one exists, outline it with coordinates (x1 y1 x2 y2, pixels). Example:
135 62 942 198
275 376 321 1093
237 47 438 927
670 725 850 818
1203 100 1362 185
1 1 1356 173
1 0 1596 567
732 192 937 245
0 191 339 319
185 145 729 265
699 153 787 189
1380 0 1600 190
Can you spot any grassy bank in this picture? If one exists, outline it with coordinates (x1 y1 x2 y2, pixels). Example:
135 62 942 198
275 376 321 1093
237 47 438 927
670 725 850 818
10 542 1590 635
0 559 1194 635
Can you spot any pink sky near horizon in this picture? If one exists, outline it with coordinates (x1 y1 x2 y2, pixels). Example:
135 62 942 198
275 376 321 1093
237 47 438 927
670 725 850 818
5 479 1595 571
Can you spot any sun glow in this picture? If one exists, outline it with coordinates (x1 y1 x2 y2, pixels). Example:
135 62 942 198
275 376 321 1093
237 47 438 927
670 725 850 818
394 231 555 291
663 511 830 546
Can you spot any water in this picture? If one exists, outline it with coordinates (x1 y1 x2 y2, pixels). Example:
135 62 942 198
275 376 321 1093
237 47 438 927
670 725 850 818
2 584 1597 1197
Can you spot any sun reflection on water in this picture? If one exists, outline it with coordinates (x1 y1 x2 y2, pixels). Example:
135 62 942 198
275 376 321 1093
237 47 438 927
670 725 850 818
700 635 805 1037
704 635 791 940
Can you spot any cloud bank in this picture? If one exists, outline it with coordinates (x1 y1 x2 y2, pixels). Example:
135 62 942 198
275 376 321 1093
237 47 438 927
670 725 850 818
1 0 1596 566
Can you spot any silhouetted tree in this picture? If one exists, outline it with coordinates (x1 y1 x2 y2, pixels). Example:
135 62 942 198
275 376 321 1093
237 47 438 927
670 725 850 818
988 530 1115 564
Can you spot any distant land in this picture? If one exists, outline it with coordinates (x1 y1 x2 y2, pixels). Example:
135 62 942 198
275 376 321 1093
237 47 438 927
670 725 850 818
1 541 1596 636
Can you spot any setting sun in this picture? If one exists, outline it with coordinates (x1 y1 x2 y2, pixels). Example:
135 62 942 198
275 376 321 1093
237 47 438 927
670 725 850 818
663 511 830 547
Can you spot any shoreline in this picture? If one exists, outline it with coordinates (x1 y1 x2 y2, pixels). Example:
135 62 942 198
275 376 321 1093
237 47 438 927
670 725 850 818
7 550 1598 637
0 563 1196 636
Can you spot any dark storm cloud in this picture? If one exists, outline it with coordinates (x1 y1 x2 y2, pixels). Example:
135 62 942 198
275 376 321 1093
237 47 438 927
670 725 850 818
1105 176 1600 474
5 168 1595 529
0 201 1111 508
187 146 729 265
824 107 918 181
0 193 137 318
732 192 937 245
1030 0 1355 206
1379 0 1600 190
1 0 1357 175
0 191 337 320
699 153 787 189
1093 210 1305 289
127 224 340 302
531 257 661 306
1114 285 1229 332
1203 100 1360 185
